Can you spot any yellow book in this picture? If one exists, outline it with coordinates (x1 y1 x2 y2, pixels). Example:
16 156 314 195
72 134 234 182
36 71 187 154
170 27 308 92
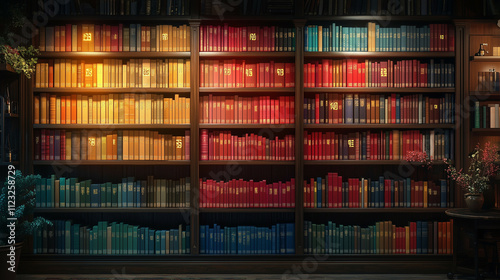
123 64 128 88
54 59 60 88
95 131 101 160
101 133 107 160
185 60 190 87
144 131 150 160
113 94 119 124
129 60 135 88
139 94 146 124
103 59 109 88
88 96 93 124
118 61 123 88
123 130 129 160
124 94 130 124
177 59 184 88
173 60 178 88
143 59 151 88
40 63 46 88
65 96 71 123
40 93 47 124
92 95 98 124
96 63 103 87
65 131 72 160
55 96 61 124
100 96 106 124
89 24 95 52
111 59 116 88
87 131 96 160
71 60 77 88
134 131 139 160
134 94 140 124
108 94 114 124
76 94 82 124
71 25 78 52
186 25 191 52
151 60 156 88
146 93 152 124
59 60 66 88
82 95 89 124
64 60 70 87
174 94 179 124
164 98 169 124
167 59 172 88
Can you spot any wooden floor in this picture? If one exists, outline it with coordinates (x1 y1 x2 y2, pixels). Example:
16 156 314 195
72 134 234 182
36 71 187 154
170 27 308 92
17 274 475 280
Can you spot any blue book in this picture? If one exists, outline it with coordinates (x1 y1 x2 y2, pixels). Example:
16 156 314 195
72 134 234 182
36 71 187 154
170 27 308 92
127 177 134 207
117 131 123 160
345 94 354 123
230 227 237 254
416 221 422 254
200 225 206 254
130 24 137 51
136 24 141 51
155 230 161 254
317 177 322 208
271 225 276 254
279 224 286 254
208 227 214 254
286 223 294 254
160 230 166 254
335 26 340 52
401 25 407 52
441 180 448 207
90 184 100 207
148 229 155 254
406 178 411 208
135 181 141 208
378 176 385 208
422 222 428 254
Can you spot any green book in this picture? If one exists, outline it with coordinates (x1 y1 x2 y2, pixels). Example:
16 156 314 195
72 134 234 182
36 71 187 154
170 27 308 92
127 226 133 254
75 182 80 207
106 182 112 207
69 178 76 207
133 225 139 254
59 177 66 208
112 184 118 207
65 220 72 254
100 183 106 208
111 222 116 254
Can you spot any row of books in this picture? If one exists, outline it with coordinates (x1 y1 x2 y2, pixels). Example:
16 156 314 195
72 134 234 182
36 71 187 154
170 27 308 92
200 25 295 52
201 0 294 16
200 130 295 161
304 23 454 52
477 71 500 92
200 95 294 124
55 0 189 16
35 59 191 88
473 102 500 129
303 0 453 16
200 223 295 254
304 93 455 124
35 175 190 208
303 130 454 161
33 220 190 255
303 220 453 255
34 93 190 125
199 178 296 208
304 59 455 88
34 130 190 161
200 60 295 88
38 24 190 52
304 175 452 208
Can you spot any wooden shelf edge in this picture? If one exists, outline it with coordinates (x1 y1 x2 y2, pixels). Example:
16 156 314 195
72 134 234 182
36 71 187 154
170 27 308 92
199 88 295 93
200 52 295 57
33 88 191 93
34 208 191 213
199 124 295 129
199 160 295 165
39 52 190 58
33 160 191 165
304 87 456 93
304 160 448 165
304 124 455 129
33 124 191 129
304 208 449 213
305 52 454 58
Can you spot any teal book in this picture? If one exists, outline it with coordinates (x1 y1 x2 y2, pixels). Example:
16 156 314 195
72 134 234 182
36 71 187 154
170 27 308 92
160 230 166 254
106 182 112 207
92 226 98 254
65 220 71 254
59 177 66 207
100 183 106 208
75 182 80 207
375 24 380 52
111 222 116 254
46 177 53 208
126 225 132 254
89 228 94 254
356 27 361 52
40 178 46 207
127 177 134 207
112 184 118 207
133 225 139 254
35 179 41 208
69 178 76 207
155 230 161 254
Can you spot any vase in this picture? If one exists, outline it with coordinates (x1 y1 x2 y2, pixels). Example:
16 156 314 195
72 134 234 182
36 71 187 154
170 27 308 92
0 242 22 280
465 193 484 212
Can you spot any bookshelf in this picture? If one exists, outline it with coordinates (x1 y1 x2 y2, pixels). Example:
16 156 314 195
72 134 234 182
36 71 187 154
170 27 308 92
20 0 467 275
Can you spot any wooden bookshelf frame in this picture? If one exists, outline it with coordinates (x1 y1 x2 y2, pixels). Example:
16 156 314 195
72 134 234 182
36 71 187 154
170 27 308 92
20 0 466 274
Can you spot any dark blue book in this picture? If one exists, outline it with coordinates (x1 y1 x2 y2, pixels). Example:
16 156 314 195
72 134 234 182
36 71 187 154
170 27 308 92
90 184 100 207
416 221 422 254
200 225 206 254
345 94 354 124
154 230 161 254
286 223 295 254
130 24 137 51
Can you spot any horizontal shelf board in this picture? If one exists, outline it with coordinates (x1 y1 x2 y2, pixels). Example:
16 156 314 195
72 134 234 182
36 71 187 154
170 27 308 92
5 113 19 118
34 208 190 213
470 56 500 62
469 92 500 97
33 160 190 166
0 161 19 166
200 15 295 22
200 52 295 58
471 128 500 133
199 160 294 165
39 52 190 59
33 88 191 93
304 208 448 213
306 15 453 22
33 124 191 130
304 160 447 165
304 87 456 93
199 87 295 93
305 52 454 58
200 208 294 213
304 124 455 129
199 124 295 129
48 15 191 22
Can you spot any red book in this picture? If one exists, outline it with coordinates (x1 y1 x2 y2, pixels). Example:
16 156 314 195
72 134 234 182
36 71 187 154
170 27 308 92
105 25 111 52
110 26 119 52
274 62 285 87
118 24 123 51
65 24 72 52
200 129 208 160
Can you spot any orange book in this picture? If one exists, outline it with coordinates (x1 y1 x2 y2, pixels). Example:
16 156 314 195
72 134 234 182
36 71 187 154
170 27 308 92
71 94 77 124
60 96 66 124
132 131 138 160
144 131 150 160
49 95 56 124
112 133 117 160
105 134 112 160
87 131 96 160
48 61 54 88
438 222 443 254
77 24 83 52
34 95 40 124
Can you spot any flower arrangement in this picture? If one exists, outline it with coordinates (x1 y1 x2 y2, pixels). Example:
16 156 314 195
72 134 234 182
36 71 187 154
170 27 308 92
0 44 39 79
445 142 500 195
404 150 432 168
